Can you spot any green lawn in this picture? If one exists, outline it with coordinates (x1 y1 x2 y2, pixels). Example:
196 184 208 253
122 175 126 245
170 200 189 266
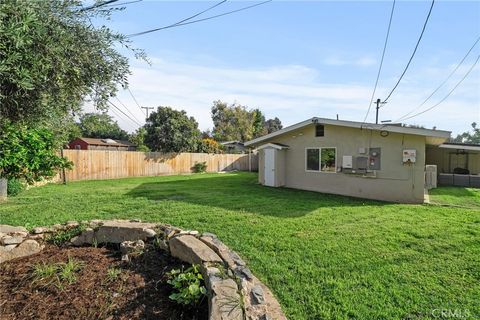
1 172 479 320
429 186 480 209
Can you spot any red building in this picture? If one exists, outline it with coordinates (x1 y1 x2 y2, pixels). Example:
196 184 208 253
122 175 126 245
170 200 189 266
68 138 137 151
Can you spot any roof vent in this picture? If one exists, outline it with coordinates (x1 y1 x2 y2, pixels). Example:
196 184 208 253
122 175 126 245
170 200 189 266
101 139 117 144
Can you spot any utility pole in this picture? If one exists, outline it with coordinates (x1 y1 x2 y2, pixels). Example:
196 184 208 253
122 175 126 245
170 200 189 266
375 99 386 124
141 107 154 121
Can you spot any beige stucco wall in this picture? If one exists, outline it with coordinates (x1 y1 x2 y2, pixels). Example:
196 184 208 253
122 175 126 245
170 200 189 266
257 124 427 203
426 146 480 174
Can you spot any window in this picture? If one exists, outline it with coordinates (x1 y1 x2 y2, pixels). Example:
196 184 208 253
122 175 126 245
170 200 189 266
315 124 325 137
75 145 81 150
306 148 336 172
306 149 320 171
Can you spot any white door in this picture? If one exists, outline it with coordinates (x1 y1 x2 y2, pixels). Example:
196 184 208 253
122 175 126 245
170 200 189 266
264 149 275 187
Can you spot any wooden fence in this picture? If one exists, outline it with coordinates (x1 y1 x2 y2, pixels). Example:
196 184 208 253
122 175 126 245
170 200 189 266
61 150 258 181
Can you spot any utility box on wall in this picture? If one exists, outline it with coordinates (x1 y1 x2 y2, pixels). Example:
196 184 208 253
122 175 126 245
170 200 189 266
369 148 381 170
342 156 353 169
403 149 417 163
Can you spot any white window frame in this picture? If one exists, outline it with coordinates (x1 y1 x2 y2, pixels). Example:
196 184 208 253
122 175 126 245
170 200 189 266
305 147 337 173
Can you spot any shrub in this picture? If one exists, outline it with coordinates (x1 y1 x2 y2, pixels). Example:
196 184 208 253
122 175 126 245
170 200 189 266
167 264 207 306
47 225 86 246
192 161 207 173
7 178 25 196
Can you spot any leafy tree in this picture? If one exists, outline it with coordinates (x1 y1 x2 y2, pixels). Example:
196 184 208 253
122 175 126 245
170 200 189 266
264 117 283 134
453 122 480 144
129 127 150 152
0 122 72 183
197 138 224 154
211 101 256 142
252 109 267 138
144 107 200 152
0 0 140 128
77 113 129 140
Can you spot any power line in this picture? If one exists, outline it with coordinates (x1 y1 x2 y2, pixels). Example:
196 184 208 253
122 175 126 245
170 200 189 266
114 96 143 124
102 0 142 8
127 0 271 38
127 87 145 115
127 0 227 37
107 100 142 127
382 0 435 104
399 54 479 122
395 35 480 122
79 0 119 12
362 0 396 124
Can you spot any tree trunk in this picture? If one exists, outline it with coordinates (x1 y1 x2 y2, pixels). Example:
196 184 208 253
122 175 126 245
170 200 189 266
0 178 7 202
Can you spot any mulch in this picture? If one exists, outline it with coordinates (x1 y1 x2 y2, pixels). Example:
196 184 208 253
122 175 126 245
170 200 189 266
0 244 208 320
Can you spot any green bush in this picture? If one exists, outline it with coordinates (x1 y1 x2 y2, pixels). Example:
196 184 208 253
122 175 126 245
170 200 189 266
7 178 25 196
167 264 207 306
192 161 207 173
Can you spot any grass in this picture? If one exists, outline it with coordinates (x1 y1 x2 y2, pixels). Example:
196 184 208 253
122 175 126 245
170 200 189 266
429 186 480 208
1 172 479 319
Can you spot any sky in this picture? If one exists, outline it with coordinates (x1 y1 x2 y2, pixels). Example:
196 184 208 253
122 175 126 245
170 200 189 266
87 0 480 136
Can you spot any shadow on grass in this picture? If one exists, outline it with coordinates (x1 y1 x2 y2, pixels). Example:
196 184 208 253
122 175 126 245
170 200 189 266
125 173 388 218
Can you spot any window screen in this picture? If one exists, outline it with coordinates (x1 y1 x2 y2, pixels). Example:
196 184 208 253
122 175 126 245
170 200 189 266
306 149 320 171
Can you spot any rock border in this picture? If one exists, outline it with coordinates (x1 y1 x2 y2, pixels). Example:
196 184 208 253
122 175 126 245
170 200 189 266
0 220 286 320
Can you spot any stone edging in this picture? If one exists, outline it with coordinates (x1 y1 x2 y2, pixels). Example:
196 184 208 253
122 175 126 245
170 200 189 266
0 220 286 320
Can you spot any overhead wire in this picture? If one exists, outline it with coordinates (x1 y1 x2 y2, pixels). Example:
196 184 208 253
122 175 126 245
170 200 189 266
382 0 435 104
107 100 142 127
127 0 272 38
394 35 480 122
398 54 480 122
114 96 143 124
127 87 145 115
362 0 396 124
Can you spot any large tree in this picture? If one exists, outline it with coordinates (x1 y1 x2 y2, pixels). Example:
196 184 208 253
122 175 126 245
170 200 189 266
144 107 201 153
78 113 129 140
453 122 480 144
0 0 139 128
211 101 256 142
264 117 283 134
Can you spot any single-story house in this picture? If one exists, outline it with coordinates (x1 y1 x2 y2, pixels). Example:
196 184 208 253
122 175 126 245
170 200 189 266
244 117 452 203
68 137 137 151
220 141 246 154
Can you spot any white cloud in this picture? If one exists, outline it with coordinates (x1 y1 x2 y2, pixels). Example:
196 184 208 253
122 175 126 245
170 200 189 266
99 56 479 136
323 55 377 67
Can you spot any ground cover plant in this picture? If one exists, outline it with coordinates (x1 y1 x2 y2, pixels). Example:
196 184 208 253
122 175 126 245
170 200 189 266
1 172 479 319
0 244 208 320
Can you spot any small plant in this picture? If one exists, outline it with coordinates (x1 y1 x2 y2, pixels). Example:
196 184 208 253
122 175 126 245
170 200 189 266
192 161 207 173
31 262 58 286
167 264 207 306
92 237 98 248
58 257 84 285
105 268 122 283
31 257 84 290
7 178 25 196
47 225 86 246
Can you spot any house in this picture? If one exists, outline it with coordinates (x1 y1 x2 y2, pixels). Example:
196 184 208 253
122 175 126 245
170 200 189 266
244 117 451 203
68 137 137 151
220 141 246 154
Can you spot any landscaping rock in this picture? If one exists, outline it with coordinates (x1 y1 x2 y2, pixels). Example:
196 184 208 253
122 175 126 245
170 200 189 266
66 221 79 228
169 235 222 265
4 244 17 251
235 266 253 281
1 236 24 245
0 225 27 234
120 240 145 262
207 277 243 320
0 240 43 263
70 228 95 246
251 285 265 305
143 228 156 238
260 314 273 320
94 220 157 244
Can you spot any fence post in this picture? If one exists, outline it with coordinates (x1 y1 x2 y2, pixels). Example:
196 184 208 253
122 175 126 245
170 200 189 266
248 151 251 172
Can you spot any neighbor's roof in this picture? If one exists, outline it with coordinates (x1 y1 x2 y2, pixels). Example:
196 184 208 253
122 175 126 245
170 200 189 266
220 141 244 146
244 117 451 147
74 137 135 147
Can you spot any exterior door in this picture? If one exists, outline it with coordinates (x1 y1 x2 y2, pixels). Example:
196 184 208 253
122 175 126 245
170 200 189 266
264 149 275 187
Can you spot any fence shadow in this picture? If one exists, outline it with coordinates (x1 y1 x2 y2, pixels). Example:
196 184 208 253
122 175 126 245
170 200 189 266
125 174 387 218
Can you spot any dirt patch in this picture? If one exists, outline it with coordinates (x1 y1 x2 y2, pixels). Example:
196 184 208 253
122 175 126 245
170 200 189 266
0 244 208 320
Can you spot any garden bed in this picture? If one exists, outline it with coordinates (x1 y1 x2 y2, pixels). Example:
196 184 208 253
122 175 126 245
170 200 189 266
0 243 208 320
